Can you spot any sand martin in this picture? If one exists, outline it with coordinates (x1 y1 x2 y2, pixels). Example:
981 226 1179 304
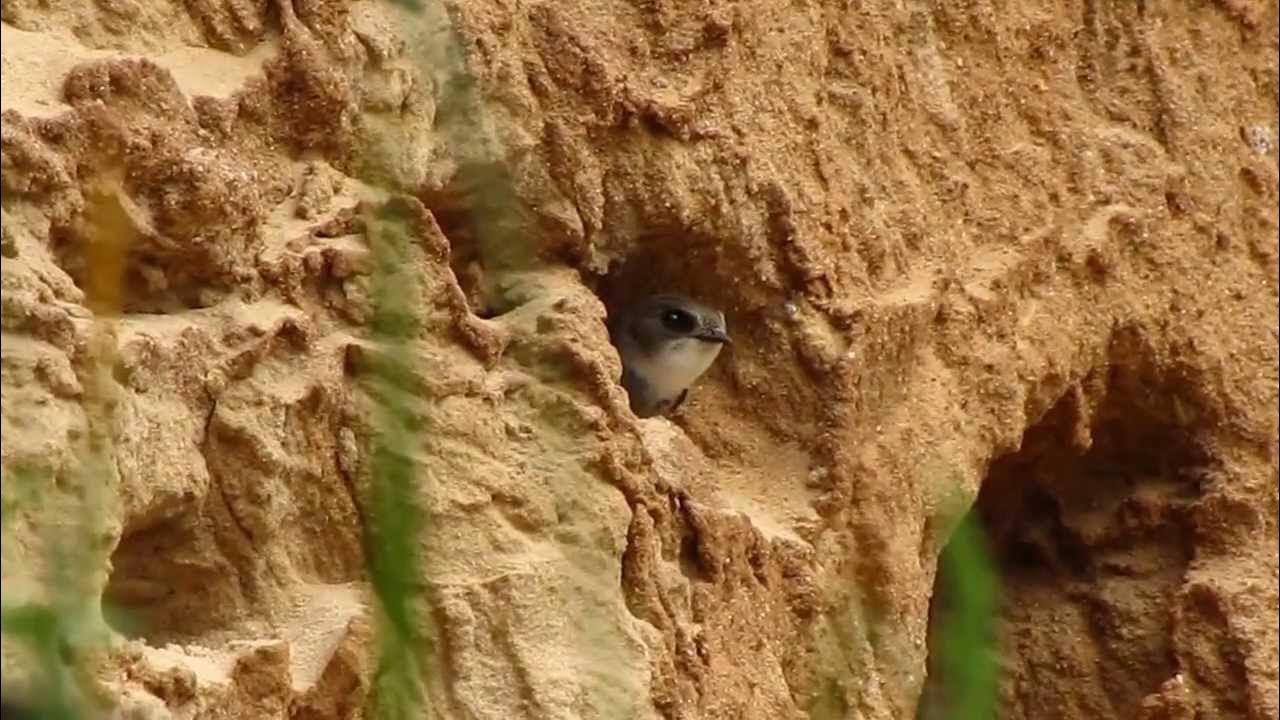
609 294 731 418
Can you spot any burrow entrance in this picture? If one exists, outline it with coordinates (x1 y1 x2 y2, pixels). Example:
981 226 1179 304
918 346 1227 718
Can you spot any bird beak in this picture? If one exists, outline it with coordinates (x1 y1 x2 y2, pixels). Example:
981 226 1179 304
696 327 733 345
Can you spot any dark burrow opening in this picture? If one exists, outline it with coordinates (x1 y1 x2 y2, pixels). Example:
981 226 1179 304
419 161 546 321
423 186 494 319
102 508 258 644
589 233 750 419
591 232 735 322
918 352 1220 719
47 189 232 315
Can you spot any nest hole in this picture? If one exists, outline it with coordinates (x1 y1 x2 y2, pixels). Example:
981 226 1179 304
592 234 735 322
918 349 1217 719
103 513 248 644
419 162 545 320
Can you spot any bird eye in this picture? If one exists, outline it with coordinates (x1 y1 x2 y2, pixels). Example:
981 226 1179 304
660 309 697 334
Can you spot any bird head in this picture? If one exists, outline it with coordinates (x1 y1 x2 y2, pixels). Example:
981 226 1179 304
625 294 732 351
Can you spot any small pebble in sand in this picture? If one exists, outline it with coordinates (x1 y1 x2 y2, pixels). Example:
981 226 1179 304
1242 125 1273 155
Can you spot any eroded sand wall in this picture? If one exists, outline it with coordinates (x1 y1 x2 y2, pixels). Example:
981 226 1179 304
1 0 1277 718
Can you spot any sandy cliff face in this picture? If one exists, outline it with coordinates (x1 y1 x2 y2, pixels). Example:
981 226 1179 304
1 0 1276 718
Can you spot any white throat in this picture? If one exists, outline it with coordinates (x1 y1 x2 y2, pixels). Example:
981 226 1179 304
632 338 723 402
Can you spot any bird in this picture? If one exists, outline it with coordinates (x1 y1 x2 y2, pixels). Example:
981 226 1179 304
608 293 732 418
